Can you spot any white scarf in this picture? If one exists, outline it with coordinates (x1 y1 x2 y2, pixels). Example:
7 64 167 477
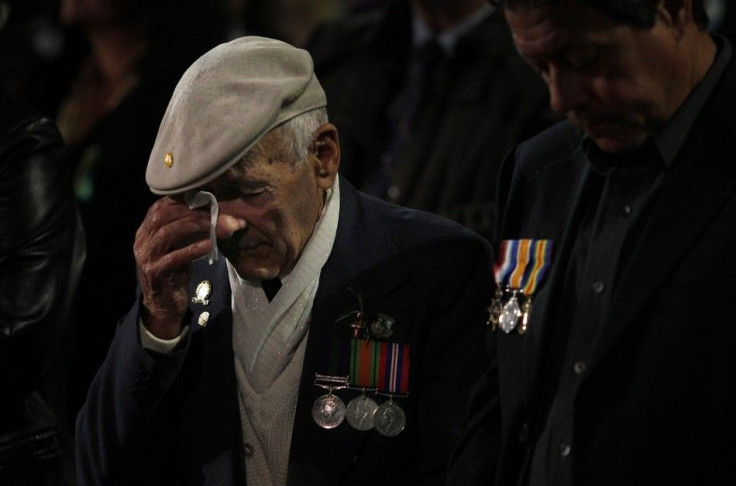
228 177 340 486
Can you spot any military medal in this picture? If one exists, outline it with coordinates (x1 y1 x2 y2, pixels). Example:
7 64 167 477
374 397 406 437
312 374 349 429
312 394 346 429
346 392 379 431
487 287 504 330
373 341 409 436
347 338 410 434
499 291 522 333
490 239 554 334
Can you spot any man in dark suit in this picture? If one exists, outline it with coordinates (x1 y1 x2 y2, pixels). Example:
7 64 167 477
307 0 555 239
448 0 736 484
75 36 492 485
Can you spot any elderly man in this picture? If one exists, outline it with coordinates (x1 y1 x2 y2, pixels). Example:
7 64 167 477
75 37 492 486
448 0 736 485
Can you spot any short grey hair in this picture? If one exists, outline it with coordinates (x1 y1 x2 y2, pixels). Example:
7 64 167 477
275 107 329 164
231 107 329 173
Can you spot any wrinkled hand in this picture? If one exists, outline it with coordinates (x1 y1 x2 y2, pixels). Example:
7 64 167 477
134 196 245 339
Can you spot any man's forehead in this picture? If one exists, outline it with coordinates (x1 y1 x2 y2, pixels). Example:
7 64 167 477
506 2 619 56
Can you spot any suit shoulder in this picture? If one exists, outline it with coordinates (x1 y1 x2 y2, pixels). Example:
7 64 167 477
508 120 584 174
364 193 490 252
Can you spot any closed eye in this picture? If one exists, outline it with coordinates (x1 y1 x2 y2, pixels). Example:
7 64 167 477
564 44 601 71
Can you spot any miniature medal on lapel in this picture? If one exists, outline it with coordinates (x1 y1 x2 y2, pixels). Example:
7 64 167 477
488 239 554 334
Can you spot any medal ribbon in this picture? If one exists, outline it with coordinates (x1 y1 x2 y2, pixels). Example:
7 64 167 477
350 339 410 394
350 339 380 387
378 342 410 394
494 239 554 295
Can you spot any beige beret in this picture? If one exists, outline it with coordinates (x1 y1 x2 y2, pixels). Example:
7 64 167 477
146 36 327 195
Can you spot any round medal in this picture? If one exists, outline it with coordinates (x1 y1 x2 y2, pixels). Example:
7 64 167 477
346 394 379 431
311 394 346 429
374 399 406 437
499 296 521 333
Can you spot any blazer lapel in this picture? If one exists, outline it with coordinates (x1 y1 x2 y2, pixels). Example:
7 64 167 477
179 260 243 484
288 180 409 483
521 143 592 407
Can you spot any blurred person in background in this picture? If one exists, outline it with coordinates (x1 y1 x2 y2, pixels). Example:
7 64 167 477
307 0 556 239
51 0 229 424
0 12 85 479
240 0 344 47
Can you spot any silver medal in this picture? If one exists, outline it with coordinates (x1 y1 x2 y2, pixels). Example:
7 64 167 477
311 393 346 429
346 394 379 431
373 398 406 437
499 294 521 333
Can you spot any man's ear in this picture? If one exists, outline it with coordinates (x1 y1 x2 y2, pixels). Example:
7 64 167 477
313 123 340 189
657 0 692 40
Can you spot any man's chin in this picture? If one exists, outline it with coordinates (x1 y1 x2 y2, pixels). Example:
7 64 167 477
589 132 647 155
232 264 280 282
221 251 280 282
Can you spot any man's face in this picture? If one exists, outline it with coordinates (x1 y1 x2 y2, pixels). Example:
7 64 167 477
205 130 328 282
506 2 692 153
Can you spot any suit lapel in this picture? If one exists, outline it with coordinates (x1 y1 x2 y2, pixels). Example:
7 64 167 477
179 259 243 484
288 180 409 483
521 144 592 406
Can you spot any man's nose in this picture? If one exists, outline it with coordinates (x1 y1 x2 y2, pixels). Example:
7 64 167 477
216 214 247 239
547 65 589 115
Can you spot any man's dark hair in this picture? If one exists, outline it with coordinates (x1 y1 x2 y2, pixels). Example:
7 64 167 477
492 0 709 30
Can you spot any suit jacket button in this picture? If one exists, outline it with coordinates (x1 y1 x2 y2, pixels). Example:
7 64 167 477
573 360 587 374
244 443 254 457
560 443 572 457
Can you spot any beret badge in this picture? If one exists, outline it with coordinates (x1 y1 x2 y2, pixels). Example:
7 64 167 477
164 151 174 169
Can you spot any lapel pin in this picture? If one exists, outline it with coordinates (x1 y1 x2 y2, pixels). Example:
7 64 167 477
369 313 395 339
192 280 212 305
